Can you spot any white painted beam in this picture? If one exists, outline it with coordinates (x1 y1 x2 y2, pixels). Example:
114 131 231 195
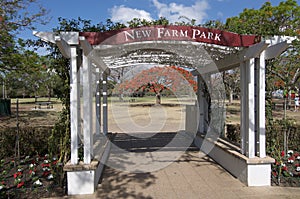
60 32 79 45
87 50 110 72
33 31 56 43
264 40 291 60
241 41 270 61
79 36 93 56
192 41 270 75
214 53 240 70
55 36 71 58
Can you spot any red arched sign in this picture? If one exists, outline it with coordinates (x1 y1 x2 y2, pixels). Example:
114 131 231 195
79 25 260 47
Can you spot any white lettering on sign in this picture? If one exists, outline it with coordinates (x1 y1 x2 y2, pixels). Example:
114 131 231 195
124 27 222 42
157 28 188 38
192 29 221 41
124 29 152 41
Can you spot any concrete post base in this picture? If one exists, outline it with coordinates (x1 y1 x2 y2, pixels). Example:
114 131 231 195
64 140 111 195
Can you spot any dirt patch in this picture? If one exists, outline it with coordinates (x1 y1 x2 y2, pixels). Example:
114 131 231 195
0 102 62 128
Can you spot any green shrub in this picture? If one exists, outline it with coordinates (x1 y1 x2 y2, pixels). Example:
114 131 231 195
0 126 52 159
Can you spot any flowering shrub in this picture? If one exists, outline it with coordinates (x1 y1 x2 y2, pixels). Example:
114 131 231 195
0 154 64 198
272 150 300 186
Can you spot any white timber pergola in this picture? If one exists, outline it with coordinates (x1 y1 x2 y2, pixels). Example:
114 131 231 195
34 26 294 195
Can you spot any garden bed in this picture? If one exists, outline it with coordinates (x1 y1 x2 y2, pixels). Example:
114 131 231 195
0 154 65 199
271 150 300 187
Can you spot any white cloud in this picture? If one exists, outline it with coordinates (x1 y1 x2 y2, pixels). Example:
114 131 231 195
152 0 210 24
110 5 153 24
217 11 223 18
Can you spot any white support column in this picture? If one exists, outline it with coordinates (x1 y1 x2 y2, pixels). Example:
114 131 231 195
70 46 80 164
82 53 93 164
95 68 101 135
244 58 256 158
102 71 108 135
77 62 81 146
240 61 246 155
257 52 266 157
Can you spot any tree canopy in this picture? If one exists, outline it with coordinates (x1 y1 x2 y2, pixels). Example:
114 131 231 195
225 0 300 36
117 66 197 104
0 0 50 99
223 0 300 95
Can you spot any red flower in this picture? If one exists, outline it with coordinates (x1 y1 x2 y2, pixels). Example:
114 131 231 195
288 156 295 161
41 163 50 168
29 169 36 174
17 181 24 188
281 151 285 157
13 171 22 179
282 166 288 171
52 160 58 165
43 171 51 176
272 171 277 177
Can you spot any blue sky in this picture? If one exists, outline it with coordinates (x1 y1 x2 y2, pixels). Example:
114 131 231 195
22 0 293 40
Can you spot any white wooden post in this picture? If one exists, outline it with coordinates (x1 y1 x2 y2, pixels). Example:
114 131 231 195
70 46 80 164
240 59 256 157
256 52 266 157
102 71 108 135
78 36 102 136
96 68 101 135
240 61 246 155
82 53 93 164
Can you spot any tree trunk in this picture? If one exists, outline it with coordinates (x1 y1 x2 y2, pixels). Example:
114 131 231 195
156 93 161 104
47 86 51 101
35 90 38 103
229 90 233 104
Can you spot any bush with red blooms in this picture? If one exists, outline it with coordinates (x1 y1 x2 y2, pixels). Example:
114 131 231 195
0 154 64 198
272 150 300 186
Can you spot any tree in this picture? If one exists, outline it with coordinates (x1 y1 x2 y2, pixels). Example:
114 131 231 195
224 0 300 103
0 0 49 103
222 69 240 103
225 0 300 36
117 66 197 104
2 48 56 100
0 0 48 70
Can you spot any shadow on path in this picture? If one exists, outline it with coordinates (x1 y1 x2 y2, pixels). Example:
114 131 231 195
96 131 219 199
